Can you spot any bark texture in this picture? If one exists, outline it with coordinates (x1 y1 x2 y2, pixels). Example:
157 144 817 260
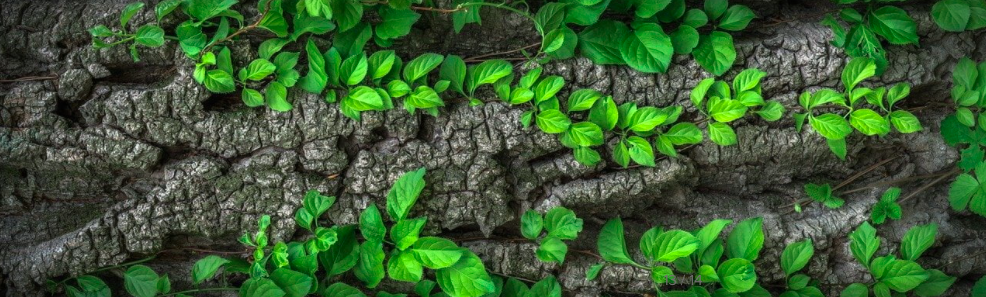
1 0 985 296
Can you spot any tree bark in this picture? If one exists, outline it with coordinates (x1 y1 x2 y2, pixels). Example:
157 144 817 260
1 0 985 296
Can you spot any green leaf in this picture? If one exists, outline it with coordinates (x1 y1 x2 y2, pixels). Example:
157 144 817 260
536 236 569 263
708 122 737 146
850 109 891 136
536 109 572 134
628 107 669 132
386 167 426 221
367 50 397 81
788 274 810 290
621 23 674 73
670 25 701 55
705 0 728 20
840 283 869 297
780 239 814 276
436 252 496 297
203 70 235 94
322 282 366 297
270 268 313 297
123 265 158 297
298 40 327 94
530 276 562 297
757 101 785 121
155 0 181 22
598 218 636 264
868 6 919 45
586 263 605 281
407 86 445 110
842 57 876 92
589 96 619 130
333 23 372 58
134 25 165 47
241 59 277 81
257 0 289 37
452 0 482 33
684 9 709 27
240 278 286 297
360 205 386 242
718 258 757 293
403 53 444 84
718 5 755 31
954 57 979 88
880 259 930 292
265 81 292 112
391 217 427 250
578 20 630 65
693 31 737 76
541 28 566 53
653 230 700 262
849 222 880 267
440 55 467 94
520 210 544 240
567 122 604 146
709 99 748 123
291 15 335 41
468 60 513 94
192 255 230 284
534 76 565 103
339 53 368 86
901 223 937 261
534 2 568 35
544 207 583 240
412 237 463 269
626 136 656 166
567 89 602 112
240 88 264 107
913 269 956 297
573 147 602 165
346 86 384 111
635 0 671 18
726 217 764 261
664 122 704 145
120 2 146 28
732 69 766 93
388 249 423 282
355 241 386 288
563 0 610 26
376 7 421 40
886 83 910 107
320 226 360 277
331 0 363 32
691 78 715 108
809 114 852 140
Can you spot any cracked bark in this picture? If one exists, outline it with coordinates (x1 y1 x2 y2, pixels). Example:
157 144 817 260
1 0 985 296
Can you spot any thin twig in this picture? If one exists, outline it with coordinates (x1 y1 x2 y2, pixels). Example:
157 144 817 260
464 43 540 61
781 156 897 210
840 169 959 195
200 2 273 54
898 168 961 203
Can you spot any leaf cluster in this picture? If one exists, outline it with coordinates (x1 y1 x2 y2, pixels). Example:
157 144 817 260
944 57 986 217
528 0 755 75
590 217 765 296
794 57 921 159
931 0 986 32
841 222 955 297
822 0 919 75
690 68 785 146
520 207 585 264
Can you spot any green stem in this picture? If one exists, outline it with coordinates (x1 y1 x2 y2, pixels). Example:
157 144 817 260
160 287 239 296
458 2 536 23
89 256 156 273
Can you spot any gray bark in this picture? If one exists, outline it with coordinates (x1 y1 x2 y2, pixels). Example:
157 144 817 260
1 0 985 296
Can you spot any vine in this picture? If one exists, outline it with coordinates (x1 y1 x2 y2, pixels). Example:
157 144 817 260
73 0 986 296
